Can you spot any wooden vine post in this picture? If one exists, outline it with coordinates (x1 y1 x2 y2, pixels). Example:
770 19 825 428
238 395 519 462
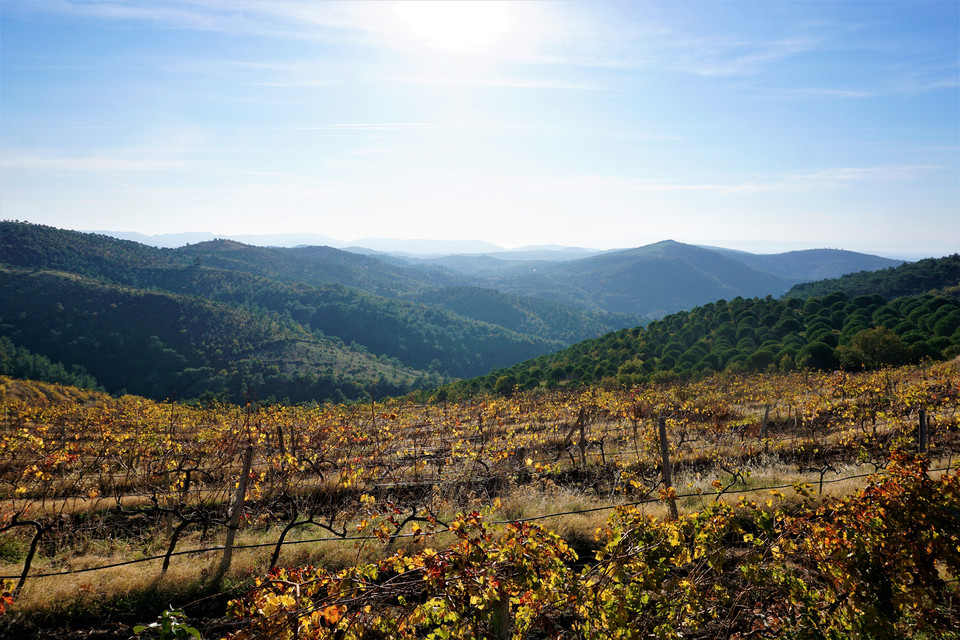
214 444 254 585
276 424 286 456
919 409 928 454
577 409 588 470
658 417 679 520
760 404 770 453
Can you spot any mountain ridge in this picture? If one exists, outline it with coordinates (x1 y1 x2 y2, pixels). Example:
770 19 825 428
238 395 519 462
1 221 915 403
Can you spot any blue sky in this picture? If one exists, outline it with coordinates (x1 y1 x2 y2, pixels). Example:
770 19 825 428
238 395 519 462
1 1 957 257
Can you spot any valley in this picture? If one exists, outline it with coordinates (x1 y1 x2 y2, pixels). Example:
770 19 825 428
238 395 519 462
0 221 958 638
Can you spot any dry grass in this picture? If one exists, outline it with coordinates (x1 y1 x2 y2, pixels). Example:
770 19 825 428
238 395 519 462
3 365 959 630
9 450 957 616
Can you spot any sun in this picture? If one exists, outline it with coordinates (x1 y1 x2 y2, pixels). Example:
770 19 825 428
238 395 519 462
393 1 515 53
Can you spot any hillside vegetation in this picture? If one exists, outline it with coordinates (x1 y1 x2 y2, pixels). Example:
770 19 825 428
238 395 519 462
0 337 100 391
452 287 960 395
708 246 904 281
4 222 902 321
0 266 418 402
0 222 925 404
413 240 901 318
0 222 639 401
786 252 960 299
486 240 796 317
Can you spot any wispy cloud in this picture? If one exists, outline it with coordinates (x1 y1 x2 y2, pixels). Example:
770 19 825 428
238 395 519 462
667 37 823 77
386 75 604 91
768 87 878 99
0 1 825 76
237 122 530 132
0 155 194 173
499 165 947 196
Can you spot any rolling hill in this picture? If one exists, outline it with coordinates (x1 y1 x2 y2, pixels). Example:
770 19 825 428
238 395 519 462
706 246 904 281
1 221 919 403
394 240 904 319
0 222 640 400
485 240 795 317
0 265 418 402
785 253 960 300
444 254 960 396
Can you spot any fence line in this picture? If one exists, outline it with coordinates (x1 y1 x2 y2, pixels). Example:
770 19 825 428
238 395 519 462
3 465 952 582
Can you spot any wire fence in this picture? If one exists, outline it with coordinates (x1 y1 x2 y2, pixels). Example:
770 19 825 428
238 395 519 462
3 464 953 582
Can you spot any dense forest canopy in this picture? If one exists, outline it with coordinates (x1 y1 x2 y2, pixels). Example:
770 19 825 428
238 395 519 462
449 288 960 396
0 222 636 402
785 253 960 299
3 222 953 404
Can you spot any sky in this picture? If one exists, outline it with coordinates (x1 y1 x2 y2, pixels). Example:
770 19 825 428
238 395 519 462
1 1 957 258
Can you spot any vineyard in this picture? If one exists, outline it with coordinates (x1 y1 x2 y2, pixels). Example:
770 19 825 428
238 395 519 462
0 362 959 638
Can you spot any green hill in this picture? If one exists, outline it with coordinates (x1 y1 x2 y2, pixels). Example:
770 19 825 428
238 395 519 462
142 266 563 378
708 247 904 281
178 240 471 297
2 222 923 402
404 286 639 343
0 222 466 296
785 254 960 300
0 222 635 393
487 240 795 317
0 266 420 403
0 336 101 391
449 290 960 395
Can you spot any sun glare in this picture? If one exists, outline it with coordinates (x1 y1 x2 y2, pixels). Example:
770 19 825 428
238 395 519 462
393 1 515 53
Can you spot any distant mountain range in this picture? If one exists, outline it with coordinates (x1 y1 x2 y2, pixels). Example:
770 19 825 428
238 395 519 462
88 229 603 259
403 240 902 318
63 228 905 319
0 222 637 402
2 221 909 402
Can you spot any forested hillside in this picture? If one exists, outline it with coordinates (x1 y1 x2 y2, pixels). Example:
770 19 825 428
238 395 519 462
404 286 639 343
452 291 960 395
708 246 903 281
0 222 465 295
0 336 100 391
0 266 421 402
485 240 797 317
786 253 960 299
399 240 903 319
0 222 639 400
1 222 927 403
145 266 561 377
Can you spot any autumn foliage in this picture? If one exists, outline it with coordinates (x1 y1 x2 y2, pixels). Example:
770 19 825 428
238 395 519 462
0 362 957 637
226 454 958 639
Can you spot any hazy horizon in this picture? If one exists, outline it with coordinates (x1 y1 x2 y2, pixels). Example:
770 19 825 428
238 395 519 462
59 225 928 261
2 1 957 256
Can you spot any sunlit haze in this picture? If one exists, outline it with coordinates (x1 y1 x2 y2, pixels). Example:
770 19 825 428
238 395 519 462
1 1 957 257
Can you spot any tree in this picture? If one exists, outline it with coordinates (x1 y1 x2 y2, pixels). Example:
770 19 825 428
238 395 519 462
798 342 839 371
837 326 913 370
494 374 517 395
745 349 777 372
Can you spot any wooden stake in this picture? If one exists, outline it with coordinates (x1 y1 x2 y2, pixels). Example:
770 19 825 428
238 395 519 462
658 417 679 520
214 445 253 585
578 410 588 470
919 409 928 454
760 404 770 453
276 424 286 457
